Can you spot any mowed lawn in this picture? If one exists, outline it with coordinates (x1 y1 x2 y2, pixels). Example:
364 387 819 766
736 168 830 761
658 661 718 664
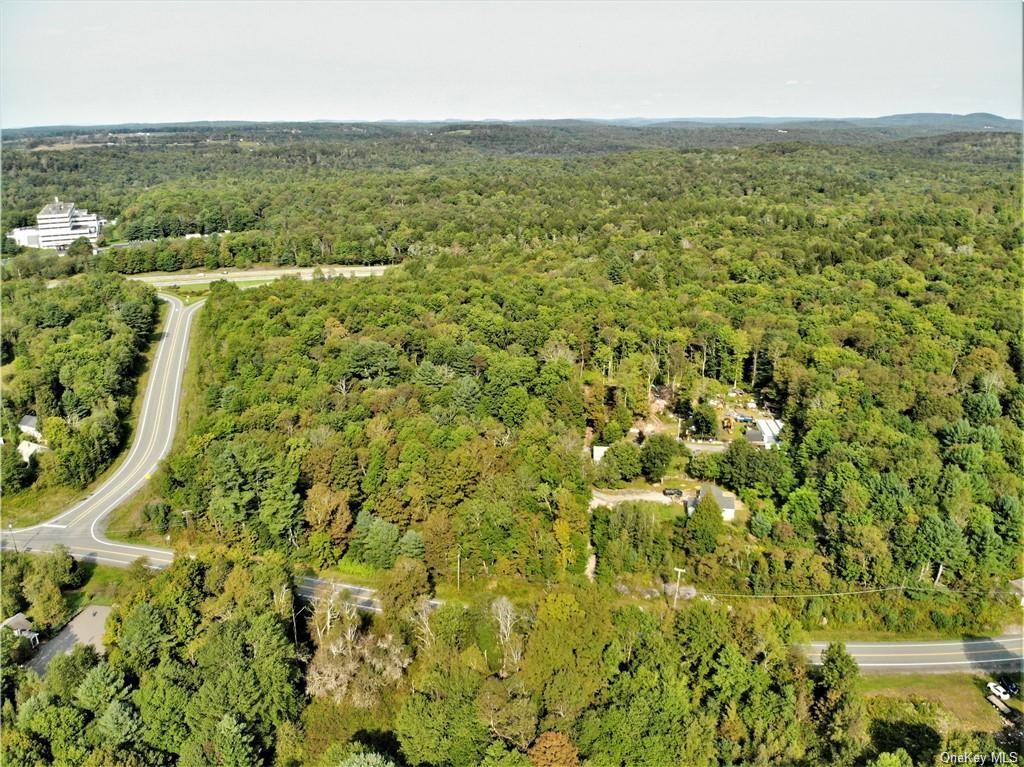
861 673 1021 732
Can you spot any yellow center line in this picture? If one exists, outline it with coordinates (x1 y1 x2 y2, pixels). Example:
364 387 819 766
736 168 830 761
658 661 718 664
68 545 173 562
67 306 185 526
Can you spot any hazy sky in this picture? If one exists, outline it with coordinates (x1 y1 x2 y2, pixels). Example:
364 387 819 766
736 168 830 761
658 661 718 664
2 1 1020 127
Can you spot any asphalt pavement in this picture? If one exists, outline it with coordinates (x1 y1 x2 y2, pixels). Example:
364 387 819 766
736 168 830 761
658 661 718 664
804 633 1024 672
29 606 112 676
126 264 390 287
4 293 197 570
4 279 395 614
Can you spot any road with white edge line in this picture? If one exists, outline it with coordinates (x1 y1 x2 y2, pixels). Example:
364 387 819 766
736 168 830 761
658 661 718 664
803 634 1023 671
124 264 390 287
5 271 1023 670
4 293 198 573
43 264 392 290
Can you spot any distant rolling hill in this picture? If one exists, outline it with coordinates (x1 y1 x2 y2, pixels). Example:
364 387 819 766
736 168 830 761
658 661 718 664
604 112 1021 132
848 112 1020 130
2 114 1018 158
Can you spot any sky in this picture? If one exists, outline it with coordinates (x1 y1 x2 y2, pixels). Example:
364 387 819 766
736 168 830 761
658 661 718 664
2 1 1020 128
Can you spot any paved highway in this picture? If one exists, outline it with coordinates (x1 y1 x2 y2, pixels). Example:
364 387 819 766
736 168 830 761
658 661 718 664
44 264 392 290
126 264 390 287
5 275 401 614
4 280 1022 671
804 634 1023 672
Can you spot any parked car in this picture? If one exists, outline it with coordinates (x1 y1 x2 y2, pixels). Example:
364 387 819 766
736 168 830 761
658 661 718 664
987 682 1010 701
999 678 1020 697
662 488 683 497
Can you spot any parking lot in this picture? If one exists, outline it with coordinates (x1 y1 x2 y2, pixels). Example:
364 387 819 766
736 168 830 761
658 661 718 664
28 606 112 675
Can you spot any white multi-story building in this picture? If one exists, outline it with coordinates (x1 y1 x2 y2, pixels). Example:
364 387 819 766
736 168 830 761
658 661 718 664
7 198 103 251
36 198 102 250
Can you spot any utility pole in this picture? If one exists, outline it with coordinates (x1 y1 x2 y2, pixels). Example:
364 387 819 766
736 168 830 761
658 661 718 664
7 524 16 554
457 546 461 592
673 567 686 609
290 597 299 653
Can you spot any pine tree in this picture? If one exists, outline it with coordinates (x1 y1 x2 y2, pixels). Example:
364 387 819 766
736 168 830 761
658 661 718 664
213 713 258 767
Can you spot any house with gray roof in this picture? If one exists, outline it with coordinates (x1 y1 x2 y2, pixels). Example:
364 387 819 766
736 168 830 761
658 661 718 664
18 415 42 441
687 483 738 522
1 613 40 647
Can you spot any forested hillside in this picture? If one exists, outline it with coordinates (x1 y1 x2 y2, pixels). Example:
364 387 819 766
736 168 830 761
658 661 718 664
1 128 1021 766
149 139 1024 631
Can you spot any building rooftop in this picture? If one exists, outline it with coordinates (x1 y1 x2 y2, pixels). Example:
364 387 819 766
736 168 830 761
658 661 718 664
17 441 48 463
755 418 784 440
745 418 784 448
1 613 34 633
39 199 75 217
19 415 38 429
699 483 736 510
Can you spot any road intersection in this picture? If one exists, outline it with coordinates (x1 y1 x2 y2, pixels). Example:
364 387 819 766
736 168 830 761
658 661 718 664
4 274 1022 672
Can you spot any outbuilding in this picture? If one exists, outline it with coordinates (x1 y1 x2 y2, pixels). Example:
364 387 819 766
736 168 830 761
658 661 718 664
17 440 48 464
18 415 42 441
687 483 738 522
1 613 40 647
744 418 784 449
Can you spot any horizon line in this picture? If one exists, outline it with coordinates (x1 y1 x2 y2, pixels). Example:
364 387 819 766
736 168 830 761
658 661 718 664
3 110 1021 132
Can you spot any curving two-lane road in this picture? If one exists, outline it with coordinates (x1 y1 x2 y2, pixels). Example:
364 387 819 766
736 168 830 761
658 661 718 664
3 279 1021 670
5 293 198 571
6 277 396 612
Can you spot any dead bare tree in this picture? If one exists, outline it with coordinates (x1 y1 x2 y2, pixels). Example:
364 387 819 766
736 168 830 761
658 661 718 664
491 596 524 677
412 596 435 652
308 585 351 645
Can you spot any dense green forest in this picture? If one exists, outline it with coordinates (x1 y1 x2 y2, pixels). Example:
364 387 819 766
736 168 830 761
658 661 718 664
0 549 1004 767
0 275 158 493
145 138 1024 632
3 122 1018 271
1 125 1021 765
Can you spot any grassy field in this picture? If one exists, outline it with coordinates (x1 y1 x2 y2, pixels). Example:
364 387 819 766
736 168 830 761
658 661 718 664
1 485 85 530
304 556 381 589
63 563 128 613
861 673 1020 733
103 482 176 547
0 300 170 529
162 278 275 301
807 617 1023 643
123 263 302 278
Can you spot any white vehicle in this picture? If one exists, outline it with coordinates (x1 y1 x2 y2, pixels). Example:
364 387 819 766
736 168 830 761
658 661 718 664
987 682 1010 701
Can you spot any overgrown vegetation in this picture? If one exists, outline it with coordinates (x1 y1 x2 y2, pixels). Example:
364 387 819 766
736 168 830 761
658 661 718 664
146 136 1023 636
0 551 1009 766
1 275 157 494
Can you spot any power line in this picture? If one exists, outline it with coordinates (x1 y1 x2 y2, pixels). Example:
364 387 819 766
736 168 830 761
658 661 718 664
701 586 903 599
700 583 1023 600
